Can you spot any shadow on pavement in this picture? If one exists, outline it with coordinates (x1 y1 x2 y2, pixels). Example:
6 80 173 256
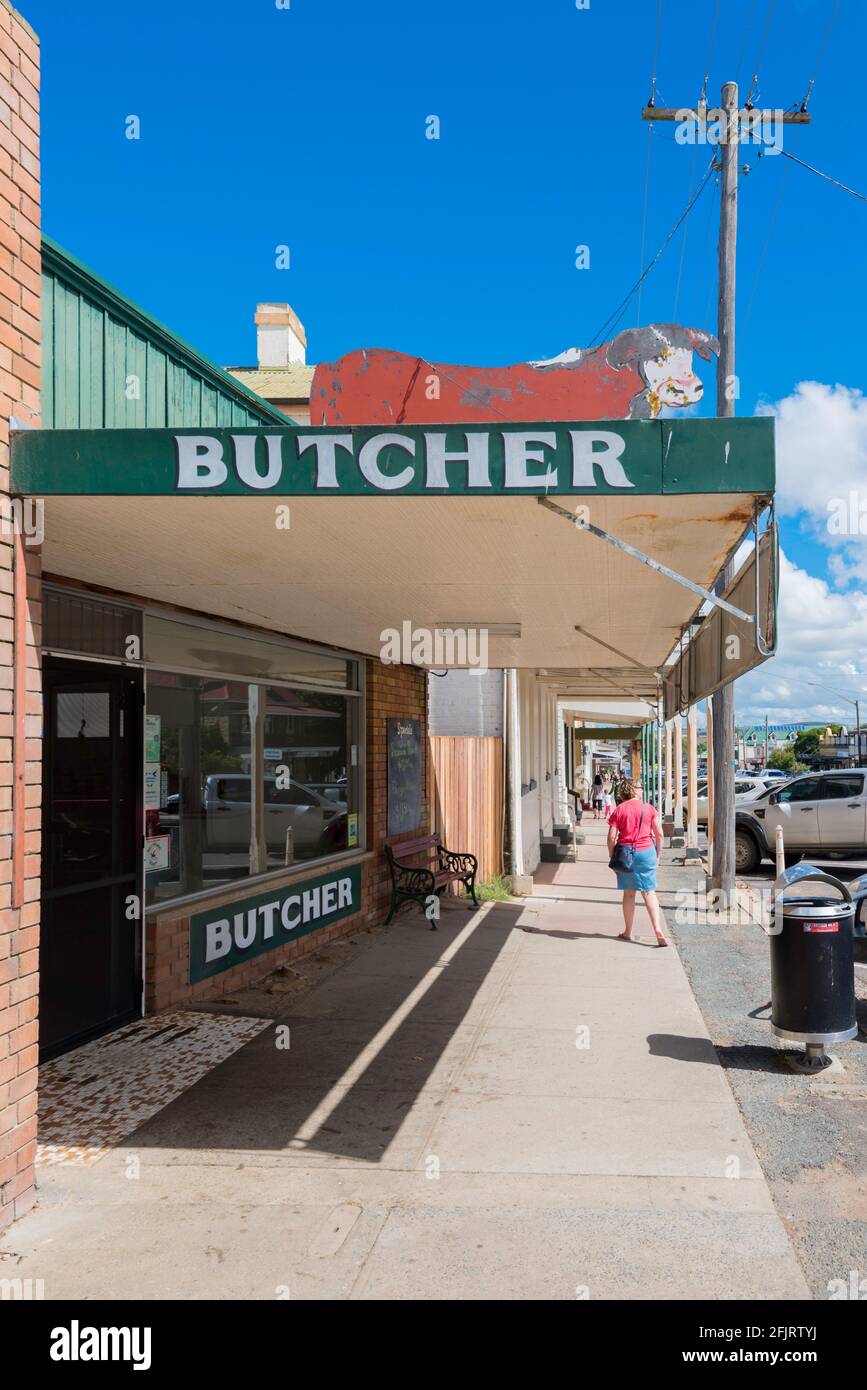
125 903 525 1164
646 1033 720 1065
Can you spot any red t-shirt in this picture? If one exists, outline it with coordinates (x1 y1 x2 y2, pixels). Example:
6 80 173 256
609 799 656 850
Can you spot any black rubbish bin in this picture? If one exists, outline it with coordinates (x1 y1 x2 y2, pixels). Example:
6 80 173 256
770 864 857 1070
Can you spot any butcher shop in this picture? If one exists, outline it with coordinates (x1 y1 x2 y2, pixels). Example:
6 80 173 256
1 239 777 1231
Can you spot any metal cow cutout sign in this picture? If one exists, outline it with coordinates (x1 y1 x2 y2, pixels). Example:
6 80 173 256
310 324 719 427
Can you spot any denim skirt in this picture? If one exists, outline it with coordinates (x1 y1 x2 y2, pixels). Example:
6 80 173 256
615 847 657 892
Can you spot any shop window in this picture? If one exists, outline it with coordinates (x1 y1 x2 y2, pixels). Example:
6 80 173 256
261 685 360 869
145 675 362 908
144 616 351 689
144 675 253 907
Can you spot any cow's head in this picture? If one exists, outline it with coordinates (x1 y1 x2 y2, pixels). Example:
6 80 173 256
606 325 719 419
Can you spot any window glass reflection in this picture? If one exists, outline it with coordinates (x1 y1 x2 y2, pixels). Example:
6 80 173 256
262 686 359 868
145 675 252 906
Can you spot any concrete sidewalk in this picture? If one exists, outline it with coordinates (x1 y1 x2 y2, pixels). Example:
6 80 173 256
0 824 810 1300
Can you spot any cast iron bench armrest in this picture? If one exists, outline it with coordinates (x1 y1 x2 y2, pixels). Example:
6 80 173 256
439 847 478 875
389 861 436 895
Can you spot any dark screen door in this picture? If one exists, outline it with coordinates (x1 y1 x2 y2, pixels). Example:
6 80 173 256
40 659 143 1059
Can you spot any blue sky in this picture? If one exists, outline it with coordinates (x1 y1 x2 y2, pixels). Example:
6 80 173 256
24 0 867 722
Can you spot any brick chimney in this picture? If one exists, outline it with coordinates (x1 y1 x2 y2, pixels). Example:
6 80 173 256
255 302 306 367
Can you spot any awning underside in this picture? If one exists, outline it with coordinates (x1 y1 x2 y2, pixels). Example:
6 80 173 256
37 491 764 688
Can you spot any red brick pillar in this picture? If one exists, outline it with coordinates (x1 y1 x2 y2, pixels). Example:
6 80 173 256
365 663 429 925
0 0 40 1233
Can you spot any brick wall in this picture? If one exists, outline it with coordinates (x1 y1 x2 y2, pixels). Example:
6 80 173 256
146 852 371 1013
0 0 40 1234
146 659 428 1010
365 660 428 924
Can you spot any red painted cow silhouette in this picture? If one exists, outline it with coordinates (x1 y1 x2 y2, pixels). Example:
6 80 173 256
309 324 718 427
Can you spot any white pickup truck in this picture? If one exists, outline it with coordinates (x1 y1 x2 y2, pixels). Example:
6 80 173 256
735 770 867 873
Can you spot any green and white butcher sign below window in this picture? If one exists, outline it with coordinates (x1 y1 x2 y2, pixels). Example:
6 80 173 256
189 864 362 983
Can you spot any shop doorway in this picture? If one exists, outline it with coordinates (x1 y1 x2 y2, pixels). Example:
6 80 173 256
40 659 143 1059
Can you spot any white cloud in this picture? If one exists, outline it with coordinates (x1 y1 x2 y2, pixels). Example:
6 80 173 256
734 550 867 723
730 383 867 723
758 381 867 583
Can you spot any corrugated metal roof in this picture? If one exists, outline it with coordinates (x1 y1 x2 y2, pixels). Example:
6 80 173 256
227 365 315 401
41 236 291 429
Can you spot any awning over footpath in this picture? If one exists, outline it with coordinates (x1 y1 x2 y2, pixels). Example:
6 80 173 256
12 416 775 705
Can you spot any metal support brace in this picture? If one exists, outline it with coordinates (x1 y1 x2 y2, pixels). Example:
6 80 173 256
537 495 753 624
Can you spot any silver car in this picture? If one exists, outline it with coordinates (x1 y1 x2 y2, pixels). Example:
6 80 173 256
203 774 346 854
694 773 783 825
735 770 867 873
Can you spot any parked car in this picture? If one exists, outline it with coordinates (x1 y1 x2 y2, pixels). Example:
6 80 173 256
695 772 784 825
734 769 867 874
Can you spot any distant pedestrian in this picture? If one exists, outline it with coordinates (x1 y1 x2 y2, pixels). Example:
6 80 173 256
607 778 667 947
603 777 615 820
592 771 604 819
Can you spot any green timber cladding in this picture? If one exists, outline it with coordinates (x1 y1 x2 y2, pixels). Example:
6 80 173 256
40 235 290 430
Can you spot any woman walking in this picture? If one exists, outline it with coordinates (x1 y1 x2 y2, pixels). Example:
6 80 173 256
591 771 604 820
606 778 668 947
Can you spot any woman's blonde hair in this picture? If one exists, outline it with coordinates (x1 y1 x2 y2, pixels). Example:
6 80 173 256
623 778 643 798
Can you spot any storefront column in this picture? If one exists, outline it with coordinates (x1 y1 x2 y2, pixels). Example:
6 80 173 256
506 668 525 882
706 698 715 877
630 737 640 780
664 719 673 819
686 704 699 850
673 714 684 831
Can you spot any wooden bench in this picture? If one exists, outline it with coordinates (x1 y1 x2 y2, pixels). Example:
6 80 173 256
384 833 479 928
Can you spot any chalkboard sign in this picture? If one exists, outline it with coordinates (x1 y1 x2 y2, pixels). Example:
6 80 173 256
387 718 421 836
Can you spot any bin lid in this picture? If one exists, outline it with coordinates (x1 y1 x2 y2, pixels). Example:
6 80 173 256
773 862 853 903
774 895 855 920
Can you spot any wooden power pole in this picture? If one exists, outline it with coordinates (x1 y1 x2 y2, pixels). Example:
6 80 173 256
641 87 811 899
711 79 739 900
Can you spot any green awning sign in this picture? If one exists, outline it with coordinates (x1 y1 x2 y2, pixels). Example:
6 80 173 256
11 418 774 498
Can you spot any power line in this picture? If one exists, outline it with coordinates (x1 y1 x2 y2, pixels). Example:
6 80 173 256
675 0 722 318
799 0 842 111
589 162 716 348
647 0 664 107
636 124 655 326
700 0 722 105
779 147 867 203
672 139 700 320
746 0 777 107
701 165 720 330
741 0 842 333
639 0 665 325
735 0 758 87
743 143 794 333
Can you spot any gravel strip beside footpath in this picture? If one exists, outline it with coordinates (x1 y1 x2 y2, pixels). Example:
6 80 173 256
667 907 867 1300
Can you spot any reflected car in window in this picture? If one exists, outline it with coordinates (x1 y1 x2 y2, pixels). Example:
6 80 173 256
204 774 346 856
161 774 346 859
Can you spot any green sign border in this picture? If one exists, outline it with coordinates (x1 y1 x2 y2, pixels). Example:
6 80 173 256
11 418 774 498
189 863 362 984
